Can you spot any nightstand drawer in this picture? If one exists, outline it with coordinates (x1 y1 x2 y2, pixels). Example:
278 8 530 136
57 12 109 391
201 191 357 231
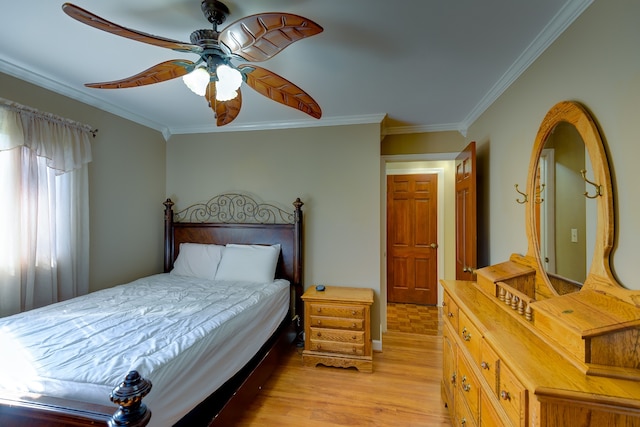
309 303 365 319
310 315 364 330
308 340 365 356
309 327 364 344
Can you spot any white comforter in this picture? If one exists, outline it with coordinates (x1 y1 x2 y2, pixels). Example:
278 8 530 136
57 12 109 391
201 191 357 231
0 273 290 426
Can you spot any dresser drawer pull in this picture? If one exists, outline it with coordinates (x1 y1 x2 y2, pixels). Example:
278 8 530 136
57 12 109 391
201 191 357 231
460 417 467 425
317 308 322 313
352 310 357 315
461 376 471 392
500 390 511 401
450 373 456 385
316 332 322 337
352 347 357 353
352 335 357 340
317 320 322 325
461 327 472 341
448 312 454 318
352 322 357 328
481 361 490 370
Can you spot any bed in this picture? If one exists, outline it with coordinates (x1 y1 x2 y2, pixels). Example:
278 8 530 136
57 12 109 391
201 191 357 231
0 193 304 426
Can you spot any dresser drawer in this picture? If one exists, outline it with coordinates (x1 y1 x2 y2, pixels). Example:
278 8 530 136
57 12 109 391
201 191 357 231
498 362 527 426
455 388 478 427
457 350 480 424
443 292 459 331
480 390 506 427
459 310 482 364
307 339 365 356
479 339 499 394
309 315 364 330
309 303 365 319
309 327 364 344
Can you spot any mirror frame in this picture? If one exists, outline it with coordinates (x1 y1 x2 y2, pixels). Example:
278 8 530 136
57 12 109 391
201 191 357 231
525 101 621 298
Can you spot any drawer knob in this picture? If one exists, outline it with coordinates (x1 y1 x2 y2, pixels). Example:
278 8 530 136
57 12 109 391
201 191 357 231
317 308 321 313
317 320 322 325
500 390 511 401
461 375 471 392
481 361 490 370
352 310 357 315
448 312 454 318
461 327 472 341
352 322 357 328
450 373 456 385
461 417 467 425
317 332 322 337
352 335 357 340
352 347 357 353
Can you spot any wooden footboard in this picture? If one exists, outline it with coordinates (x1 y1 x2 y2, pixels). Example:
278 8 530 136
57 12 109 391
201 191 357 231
0 369 151 427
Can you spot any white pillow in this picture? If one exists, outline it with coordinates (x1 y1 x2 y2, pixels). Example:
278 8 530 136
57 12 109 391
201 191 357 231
171 243 224 280
214 244 281 283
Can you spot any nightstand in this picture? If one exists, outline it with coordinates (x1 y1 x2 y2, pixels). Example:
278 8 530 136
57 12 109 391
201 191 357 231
301 285 374 373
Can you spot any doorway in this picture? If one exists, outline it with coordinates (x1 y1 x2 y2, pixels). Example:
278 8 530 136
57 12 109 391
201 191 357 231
387 173 439 305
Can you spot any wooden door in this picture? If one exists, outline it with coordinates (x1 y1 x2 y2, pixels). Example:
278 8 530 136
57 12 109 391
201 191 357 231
455 141 477 280
387 174 438 305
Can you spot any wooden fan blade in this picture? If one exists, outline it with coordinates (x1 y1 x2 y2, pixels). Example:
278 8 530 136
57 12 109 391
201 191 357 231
239 64 321 119
62 3 201 54
85 60 195 89
205 82 242 126
219 13 323 62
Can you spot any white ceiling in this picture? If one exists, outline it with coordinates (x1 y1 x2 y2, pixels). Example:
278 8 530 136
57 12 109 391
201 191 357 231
0 0 592 139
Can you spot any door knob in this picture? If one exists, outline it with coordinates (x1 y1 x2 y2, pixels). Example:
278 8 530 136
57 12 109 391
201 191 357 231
430 243 438 249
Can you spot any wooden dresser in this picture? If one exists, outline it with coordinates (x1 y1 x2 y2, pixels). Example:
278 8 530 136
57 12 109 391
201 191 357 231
441 273 640 427
301 286 374 373
441 101 640 426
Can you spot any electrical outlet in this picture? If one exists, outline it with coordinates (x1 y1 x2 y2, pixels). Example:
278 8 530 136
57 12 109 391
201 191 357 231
571 228 578 243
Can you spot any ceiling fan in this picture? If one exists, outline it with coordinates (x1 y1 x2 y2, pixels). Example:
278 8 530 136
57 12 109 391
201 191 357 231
61 1 323 126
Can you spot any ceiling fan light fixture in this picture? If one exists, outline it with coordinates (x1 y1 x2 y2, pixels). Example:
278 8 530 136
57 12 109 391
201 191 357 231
182 67 210 96
215 64 242 101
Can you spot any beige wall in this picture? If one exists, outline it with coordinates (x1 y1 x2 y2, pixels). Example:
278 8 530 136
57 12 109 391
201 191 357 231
0 73 167 292
166 124 384 339
465 0 640 290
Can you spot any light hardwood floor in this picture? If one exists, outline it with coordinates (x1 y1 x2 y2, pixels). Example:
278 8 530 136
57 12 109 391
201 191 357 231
232 306 451 426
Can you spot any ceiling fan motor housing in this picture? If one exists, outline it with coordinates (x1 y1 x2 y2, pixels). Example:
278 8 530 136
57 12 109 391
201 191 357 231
201 0 229 26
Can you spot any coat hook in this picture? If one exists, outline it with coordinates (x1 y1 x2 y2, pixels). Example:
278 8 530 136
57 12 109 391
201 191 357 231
535 183 545 204
515 184 528 204
580 169 602 199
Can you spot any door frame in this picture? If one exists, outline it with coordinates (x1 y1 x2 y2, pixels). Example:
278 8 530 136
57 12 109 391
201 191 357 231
381 153 456 332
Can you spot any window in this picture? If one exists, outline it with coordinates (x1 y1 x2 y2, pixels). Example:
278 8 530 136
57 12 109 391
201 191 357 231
0 100 92 317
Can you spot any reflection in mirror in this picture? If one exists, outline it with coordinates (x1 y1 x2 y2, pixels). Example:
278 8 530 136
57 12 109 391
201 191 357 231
536 122 595 285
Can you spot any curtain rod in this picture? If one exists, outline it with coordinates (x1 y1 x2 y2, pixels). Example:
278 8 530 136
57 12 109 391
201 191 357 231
0 97 98 137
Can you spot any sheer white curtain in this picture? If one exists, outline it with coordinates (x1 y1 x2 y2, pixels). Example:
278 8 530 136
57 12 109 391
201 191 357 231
0 99 92 317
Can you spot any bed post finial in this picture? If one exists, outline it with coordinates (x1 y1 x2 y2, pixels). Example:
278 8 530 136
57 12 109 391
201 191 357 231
293 198 303 223
164 199 175 273
108 370 152 427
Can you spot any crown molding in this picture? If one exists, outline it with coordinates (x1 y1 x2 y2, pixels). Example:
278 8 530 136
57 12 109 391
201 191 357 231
460 0 594 129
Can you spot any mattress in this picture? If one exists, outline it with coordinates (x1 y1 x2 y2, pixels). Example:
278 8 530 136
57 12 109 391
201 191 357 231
0 273 290 426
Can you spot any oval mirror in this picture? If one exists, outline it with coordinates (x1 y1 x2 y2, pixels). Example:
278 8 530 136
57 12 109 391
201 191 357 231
525 101 621 298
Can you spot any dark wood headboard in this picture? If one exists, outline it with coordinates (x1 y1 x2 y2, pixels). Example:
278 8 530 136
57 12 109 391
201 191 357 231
163 194 304 316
